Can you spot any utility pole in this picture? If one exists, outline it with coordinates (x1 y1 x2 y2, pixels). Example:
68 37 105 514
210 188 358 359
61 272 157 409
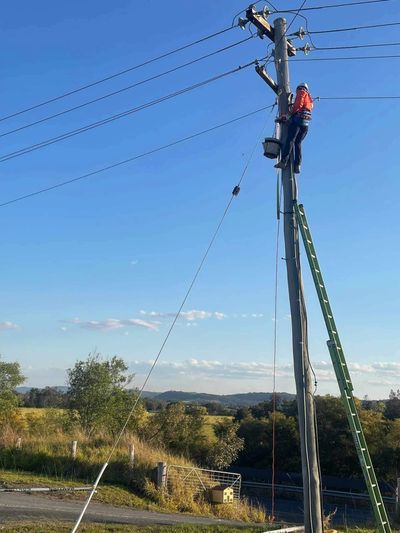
244 5 323 529
273 18 323 533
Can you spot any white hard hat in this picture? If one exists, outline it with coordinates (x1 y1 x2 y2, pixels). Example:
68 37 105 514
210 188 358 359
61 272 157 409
297 82 309 91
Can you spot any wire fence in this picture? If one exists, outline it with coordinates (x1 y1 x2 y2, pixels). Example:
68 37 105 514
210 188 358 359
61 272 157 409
166 464 242 501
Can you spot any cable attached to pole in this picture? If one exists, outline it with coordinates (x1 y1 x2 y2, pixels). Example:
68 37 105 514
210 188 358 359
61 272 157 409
0 105 274 210
0 36 255 140
0 25 236 124
70 113 270 533
0 60 260 165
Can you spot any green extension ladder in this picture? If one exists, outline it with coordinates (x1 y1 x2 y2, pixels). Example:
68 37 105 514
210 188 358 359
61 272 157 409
294 202 392 533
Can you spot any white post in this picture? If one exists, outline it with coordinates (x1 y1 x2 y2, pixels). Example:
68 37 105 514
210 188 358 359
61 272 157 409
16 437 22 449
156 462 167 490
71 440 78 460
128 443 135 470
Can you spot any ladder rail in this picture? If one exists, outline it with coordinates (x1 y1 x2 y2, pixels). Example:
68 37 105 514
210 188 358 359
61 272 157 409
294 202 392 533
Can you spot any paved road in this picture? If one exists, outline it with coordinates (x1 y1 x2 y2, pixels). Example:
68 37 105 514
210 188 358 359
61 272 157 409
0 493 258 528
0 491 380 529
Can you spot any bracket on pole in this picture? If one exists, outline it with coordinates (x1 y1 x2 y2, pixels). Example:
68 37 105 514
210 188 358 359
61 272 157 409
245 5 297 57
255 64 278 94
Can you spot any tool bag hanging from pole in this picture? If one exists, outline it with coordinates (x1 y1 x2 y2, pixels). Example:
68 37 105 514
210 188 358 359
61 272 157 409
263 118 281 159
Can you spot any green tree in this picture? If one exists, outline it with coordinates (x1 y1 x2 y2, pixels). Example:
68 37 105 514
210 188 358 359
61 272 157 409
315 395 358 477
23 387 67 408
207 420 244 470
385 397 400 420
147 402 207 457
237 412 300 471
0 357 25 425
67 353 144 436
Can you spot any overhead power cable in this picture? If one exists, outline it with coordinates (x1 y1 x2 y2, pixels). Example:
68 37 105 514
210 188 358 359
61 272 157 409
271 0 390 12
293 54 400 62
306 21 400 34
0 105 274 209
0 26 235 124
0 36 255 139
0 60 258 164
312 41 400 51
318 95 400 99
70 116 269 533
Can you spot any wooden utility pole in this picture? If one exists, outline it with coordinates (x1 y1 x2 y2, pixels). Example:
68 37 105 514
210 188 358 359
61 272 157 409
273 18 323 532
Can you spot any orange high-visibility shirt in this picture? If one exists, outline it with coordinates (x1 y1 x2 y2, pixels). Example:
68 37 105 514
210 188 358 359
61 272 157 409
290 89 313 115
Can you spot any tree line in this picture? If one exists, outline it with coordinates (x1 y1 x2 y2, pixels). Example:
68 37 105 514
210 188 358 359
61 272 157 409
1 354 400 481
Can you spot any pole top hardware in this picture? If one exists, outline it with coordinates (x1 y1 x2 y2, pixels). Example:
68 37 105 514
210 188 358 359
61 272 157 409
297 43 312 55
244 4 297 56
294 27 307 40
238 17 249 29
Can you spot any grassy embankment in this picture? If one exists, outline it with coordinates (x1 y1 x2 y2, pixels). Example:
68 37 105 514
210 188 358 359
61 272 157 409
0 409 265 524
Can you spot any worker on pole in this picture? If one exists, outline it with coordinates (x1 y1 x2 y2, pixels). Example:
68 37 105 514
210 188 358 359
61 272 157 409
275 82 313 174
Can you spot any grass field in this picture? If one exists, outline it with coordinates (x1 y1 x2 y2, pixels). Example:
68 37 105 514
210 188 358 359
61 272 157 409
202 415 233 442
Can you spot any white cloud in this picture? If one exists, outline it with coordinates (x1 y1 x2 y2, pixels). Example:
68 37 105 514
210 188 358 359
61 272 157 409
0 321 18 331
60 326 67 332
129 358 400 387
130 260 139 266
139 309 227 322
65 317 158 332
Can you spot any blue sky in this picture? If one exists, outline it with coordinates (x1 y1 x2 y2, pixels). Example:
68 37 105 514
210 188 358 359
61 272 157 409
1 0 399 398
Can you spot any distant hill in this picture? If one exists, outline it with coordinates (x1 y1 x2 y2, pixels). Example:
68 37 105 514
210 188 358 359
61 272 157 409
15 387 295 407
152 391 295 407
16 386 68 394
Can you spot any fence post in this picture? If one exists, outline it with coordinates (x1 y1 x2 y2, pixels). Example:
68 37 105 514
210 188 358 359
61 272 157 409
396 477 400 521
16 437 22 449
156 462 167 490
71 440 78 460
128 444 135 470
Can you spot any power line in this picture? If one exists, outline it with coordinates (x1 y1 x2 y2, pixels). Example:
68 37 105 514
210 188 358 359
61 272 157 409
312 41 400 51
0 60 258 164
0 36 255 139
293 54 400 62
0 105 274 209
271 0 391 13
71 119 267 533
0 26 235 124
285 0 308 34
318 95 400 99
306 21 400 34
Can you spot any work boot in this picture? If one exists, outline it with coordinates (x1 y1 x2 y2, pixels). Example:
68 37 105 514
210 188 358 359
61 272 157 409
274 160 286 170
294 165 301 174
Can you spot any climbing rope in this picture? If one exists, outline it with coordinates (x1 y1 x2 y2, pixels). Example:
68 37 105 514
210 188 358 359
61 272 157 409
271 173 282 521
